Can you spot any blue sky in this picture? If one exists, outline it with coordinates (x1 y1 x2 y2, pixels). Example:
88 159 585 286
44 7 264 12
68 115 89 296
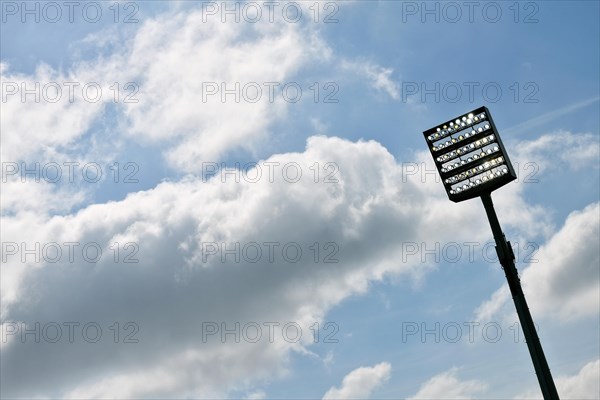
1 1 599 398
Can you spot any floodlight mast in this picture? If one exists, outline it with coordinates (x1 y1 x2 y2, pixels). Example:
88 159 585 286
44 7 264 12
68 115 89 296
423 107 560 400
480 193 559 399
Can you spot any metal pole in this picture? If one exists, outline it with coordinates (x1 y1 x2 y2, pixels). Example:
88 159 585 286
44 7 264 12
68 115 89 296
480 192 560 400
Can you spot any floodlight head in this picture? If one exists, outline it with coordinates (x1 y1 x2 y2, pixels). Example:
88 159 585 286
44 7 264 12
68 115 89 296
423 106 517 203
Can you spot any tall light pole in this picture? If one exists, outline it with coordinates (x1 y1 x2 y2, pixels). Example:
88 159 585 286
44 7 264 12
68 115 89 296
422 106 560 400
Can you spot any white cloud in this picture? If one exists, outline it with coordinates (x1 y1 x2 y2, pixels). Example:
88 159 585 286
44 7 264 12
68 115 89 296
556 359 600 400
246 390 267 400
522 203 600 319
322 362 391 400
0 63 107 163
408 367 487 400
1 1 346 220
7 131 551 398
475 202 600 322
1 3 400 185
341 59 400 100
3 1 598 396
473 131 600 323
515 359 600 399
108 10 324 171
1 3 343 216
412 360 600 400
0 63 119 214
1 7 460 396
512 131 600 171
0 136 421 398
3 123 597 398
473 285 510 322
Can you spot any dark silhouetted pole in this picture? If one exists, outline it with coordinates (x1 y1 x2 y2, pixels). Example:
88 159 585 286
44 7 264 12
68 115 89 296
481 192 560 400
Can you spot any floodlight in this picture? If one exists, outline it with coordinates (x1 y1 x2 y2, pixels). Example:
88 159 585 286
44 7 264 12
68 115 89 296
423 106 517 202
421 107 560 400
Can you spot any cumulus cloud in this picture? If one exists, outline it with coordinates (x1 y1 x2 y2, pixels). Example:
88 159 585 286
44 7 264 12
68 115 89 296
475 202 600 322
412 360 600 399
3 2 598 397
408 367 487 399
1 4 465 396
521 203 600 319
1 2 402 217
1 6 330 215
555 359 600 400
5 130 568 398
5 130 591 397
108 10 328 171
3 125 597 398
1 136 423 398
322 362 391 399
0 62 118 214
515 359 600 399
512 131 600 171
0 63 107 163
473 131 600 323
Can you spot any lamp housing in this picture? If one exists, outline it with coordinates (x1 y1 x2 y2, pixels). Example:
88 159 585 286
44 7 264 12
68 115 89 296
422 106 517 202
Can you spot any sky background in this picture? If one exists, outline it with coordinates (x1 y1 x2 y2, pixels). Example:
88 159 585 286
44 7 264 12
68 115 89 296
1 1 599 398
